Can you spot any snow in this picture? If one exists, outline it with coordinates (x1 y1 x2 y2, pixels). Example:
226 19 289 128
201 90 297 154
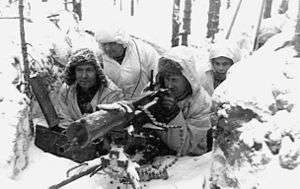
0 0 300 188
211 26 300 189
1 143 212 189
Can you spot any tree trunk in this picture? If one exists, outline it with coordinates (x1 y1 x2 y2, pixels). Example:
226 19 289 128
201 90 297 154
226 0 243 39
227 0 230 9
120 0 123 11
207 0 221 42
182 0 192 46
72 0 82 20
64 0 68 10
295 0 300 57
171 0 181 47
253 0 266 51
131 0 135 16
15 0 32 177
264 0 273 18
278 0 289 14
18 0 30 96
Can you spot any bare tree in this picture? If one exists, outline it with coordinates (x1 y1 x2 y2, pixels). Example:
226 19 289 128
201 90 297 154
18 0 30 96
182 0 192 46
72 0 82 20
64 0 68 10
253 0 266 51
227 0 231 9
295 0 300 56
207 0 221 42
171 0 181 47
226 0 242 39
131 0 135 16
120 0 123 11
264 0 273 18
278 0 289 14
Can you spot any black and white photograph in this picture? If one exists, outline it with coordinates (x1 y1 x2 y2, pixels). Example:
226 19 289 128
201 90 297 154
0 0 299 188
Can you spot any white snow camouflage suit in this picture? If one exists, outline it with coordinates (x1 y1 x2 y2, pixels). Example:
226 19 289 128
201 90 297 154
95 27 159 99
155 46 212 156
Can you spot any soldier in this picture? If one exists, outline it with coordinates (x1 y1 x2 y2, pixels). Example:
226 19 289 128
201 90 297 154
143 46 213 156
209 41 241 89
57 48 124 128
95 26 159 98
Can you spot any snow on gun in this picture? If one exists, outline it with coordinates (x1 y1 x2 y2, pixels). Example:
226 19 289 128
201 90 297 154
49 146 141 189
64 88 169 149
49 89 170 189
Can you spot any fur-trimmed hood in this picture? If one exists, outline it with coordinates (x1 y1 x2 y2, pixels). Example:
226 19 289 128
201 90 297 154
157 46 203 98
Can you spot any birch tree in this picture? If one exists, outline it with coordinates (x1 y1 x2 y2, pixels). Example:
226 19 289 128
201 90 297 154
295 0 300 56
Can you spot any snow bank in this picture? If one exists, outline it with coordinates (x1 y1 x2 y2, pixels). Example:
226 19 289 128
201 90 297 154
211 29 300 188
0 19 30 178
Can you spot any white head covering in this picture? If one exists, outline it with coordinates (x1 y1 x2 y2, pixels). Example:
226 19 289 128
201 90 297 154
94 24 130 47
209 40 242 64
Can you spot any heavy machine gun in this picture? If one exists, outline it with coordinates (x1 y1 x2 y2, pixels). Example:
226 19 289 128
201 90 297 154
48 89 173 189
31 72 172 163
63 88 171 150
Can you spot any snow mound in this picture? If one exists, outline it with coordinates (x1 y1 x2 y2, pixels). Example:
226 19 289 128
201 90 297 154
211 31 300 188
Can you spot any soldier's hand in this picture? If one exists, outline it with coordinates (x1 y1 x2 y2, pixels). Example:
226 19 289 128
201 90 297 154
160 95 177 112
96 101 133 114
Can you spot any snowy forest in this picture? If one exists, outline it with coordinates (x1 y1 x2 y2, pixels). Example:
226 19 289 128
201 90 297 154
0 0 299 188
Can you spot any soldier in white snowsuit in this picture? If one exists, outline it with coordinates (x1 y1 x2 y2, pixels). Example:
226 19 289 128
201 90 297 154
151 46 213 156
208 40 242 89
95 27 159 99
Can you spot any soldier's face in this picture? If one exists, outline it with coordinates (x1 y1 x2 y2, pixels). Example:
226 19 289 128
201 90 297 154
212 56 233 74
102 42 125 60
163 73 190 100
75 64 97 91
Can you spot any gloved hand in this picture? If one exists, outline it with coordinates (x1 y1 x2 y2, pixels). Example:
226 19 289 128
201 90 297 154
96 101 133 115
160 94 178 113
148 92 180 124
